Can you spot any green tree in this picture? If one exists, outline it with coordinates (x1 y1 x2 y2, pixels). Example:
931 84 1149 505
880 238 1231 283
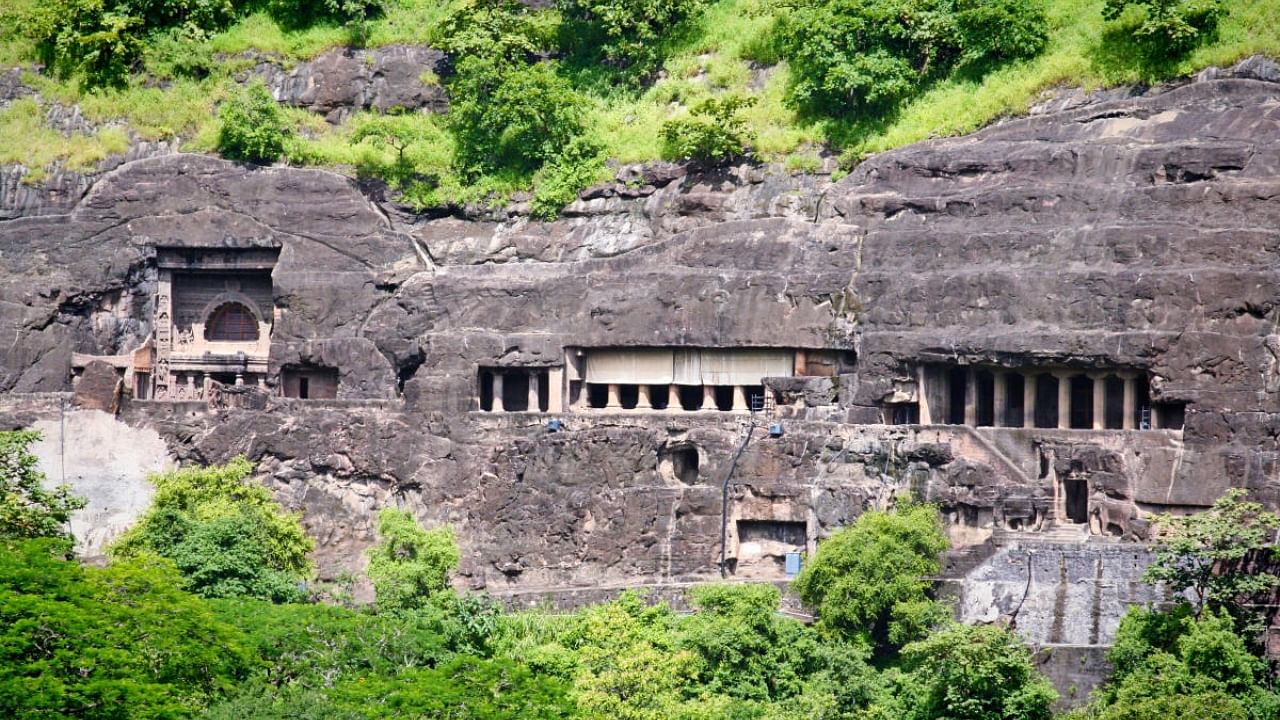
1087 607 1280 720
898 623 1057 720
1102 0 1223 59
660 94 758 164
1143 488 1280 625
0 538 251 718
112 457 314 602
218 79 291 164
680 583 821 702
791 501 949 650
557 0 711 81
771 0 1047 116
366 507 459 612
446 55 591 178
0 430 85 541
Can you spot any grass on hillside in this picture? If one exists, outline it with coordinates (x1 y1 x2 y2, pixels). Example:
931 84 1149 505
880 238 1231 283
0 0 1277 199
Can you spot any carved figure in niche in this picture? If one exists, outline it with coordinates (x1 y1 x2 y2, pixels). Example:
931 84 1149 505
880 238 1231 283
174 327 195 348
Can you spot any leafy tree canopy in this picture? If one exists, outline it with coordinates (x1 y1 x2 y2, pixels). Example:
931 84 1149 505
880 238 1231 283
366 507 459 613
791 500 950 650
218 79 292 164
112 456 314 602
1143 488 1280 629
0 430 85 542
0 538 250 719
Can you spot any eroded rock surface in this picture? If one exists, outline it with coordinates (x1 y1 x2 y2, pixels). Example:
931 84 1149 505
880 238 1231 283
3 63 1280 695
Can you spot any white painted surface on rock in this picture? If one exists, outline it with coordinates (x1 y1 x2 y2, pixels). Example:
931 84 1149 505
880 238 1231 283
30 409 172 556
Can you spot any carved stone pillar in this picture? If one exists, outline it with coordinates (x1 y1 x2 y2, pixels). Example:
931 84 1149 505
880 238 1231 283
607 384 622 409
154 270 173 399
1091 374 1105 430
1023 373 1036 428
528 372 540 412
1056 372 1071 429
1122 374 1136 430
703 385 716 410
638 384 652 409
992 371 1007 427
547 369 564 413
492 373 505 412
733 385 747 412
963 367 977 426
917 366 933 425
669 385 680 412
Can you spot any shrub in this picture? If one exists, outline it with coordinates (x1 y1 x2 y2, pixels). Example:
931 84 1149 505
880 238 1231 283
531 135 606 218
0 538 251 718
557 0 711 80
899 623 1057 720
660 94 757 163
955 0 1049 67
111 457 314 601
0 430 85 541
1102 0 1223 59
217 79 291 163
366 508 459 612
447 56 591 177
791 500 949 650
771 0 1048 116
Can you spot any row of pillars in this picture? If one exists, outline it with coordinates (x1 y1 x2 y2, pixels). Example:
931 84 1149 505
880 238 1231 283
486 370 562 413
918 367 1144 429
578 383 757 411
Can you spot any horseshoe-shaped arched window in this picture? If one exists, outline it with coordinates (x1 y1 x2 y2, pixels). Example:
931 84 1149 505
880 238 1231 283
205 302 259 342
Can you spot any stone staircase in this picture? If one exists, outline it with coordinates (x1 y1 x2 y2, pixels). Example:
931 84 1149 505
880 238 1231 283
994 521 1090 546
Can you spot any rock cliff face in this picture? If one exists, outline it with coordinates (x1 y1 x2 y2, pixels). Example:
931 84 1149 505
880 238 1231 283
3 62 1280 691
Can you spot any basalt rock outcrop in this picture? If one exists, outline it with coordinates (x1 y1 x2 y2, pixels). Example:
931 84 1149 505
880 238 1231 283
4 60 1280 695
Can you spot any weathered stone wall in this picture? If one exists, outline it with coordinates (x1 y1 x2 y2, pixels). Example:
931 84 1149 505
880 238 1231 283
3 63 1280 702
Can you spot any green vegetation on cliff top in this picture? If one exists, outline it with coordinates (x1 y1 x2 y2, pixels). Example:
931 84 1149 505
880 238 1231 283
0 0 1276 207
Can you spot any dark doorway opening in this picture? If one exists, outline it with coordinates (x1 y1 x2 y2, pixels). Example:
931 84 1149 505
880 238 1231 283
619 384 639 410
1063 479 1088 524
1006 374 1025 426
503 373 529 411
659 444 699 484
947 366 967 425
1069 375 1093 429
713 385 734 411
975 370 995 426
1034 375 1058 428
1104 376 1124 428
587 383 608 409
678 385 703 411
649 384 670 410
479 372 494 411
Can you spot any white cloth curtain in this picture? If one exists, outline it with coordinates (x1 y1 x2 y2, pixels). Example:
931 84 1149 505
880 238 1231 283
699 350 795 385
673 349 702 386
585 349 675 384
585 348 795 385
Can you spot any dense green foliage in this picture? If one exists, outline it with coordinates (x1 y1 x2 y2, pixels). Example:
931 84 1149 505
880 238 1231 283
898 622 1058 720
0 538 251 719
558 0 711 81
217 79 291 163
0 430 86 541
1102 0 1223 60
366 507 460 612
1075 606 1280 720
660 94 757 163
1143 488 1280 631
3 456 1277 720
112 457 313 601
2 0 1278 214
792 501 950 649
771 0 1049 115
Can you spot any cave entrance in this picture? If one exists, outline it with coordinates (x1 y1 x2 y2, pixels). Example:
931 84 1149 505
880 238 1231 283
1063 479 1088 524
658 444 699 484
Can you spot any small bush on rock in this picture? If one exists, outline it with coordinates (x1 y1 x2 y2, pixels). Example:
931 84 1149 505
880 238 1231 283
1102 0 1223 60
217 79 291 164
660 94 757 163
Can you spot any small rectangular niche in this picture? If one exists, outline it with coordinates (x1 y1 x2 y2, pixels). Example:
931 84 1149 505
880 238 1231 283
735 520 808 579
1153 401 1186 430
282 366 339 399
479 367 551 412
